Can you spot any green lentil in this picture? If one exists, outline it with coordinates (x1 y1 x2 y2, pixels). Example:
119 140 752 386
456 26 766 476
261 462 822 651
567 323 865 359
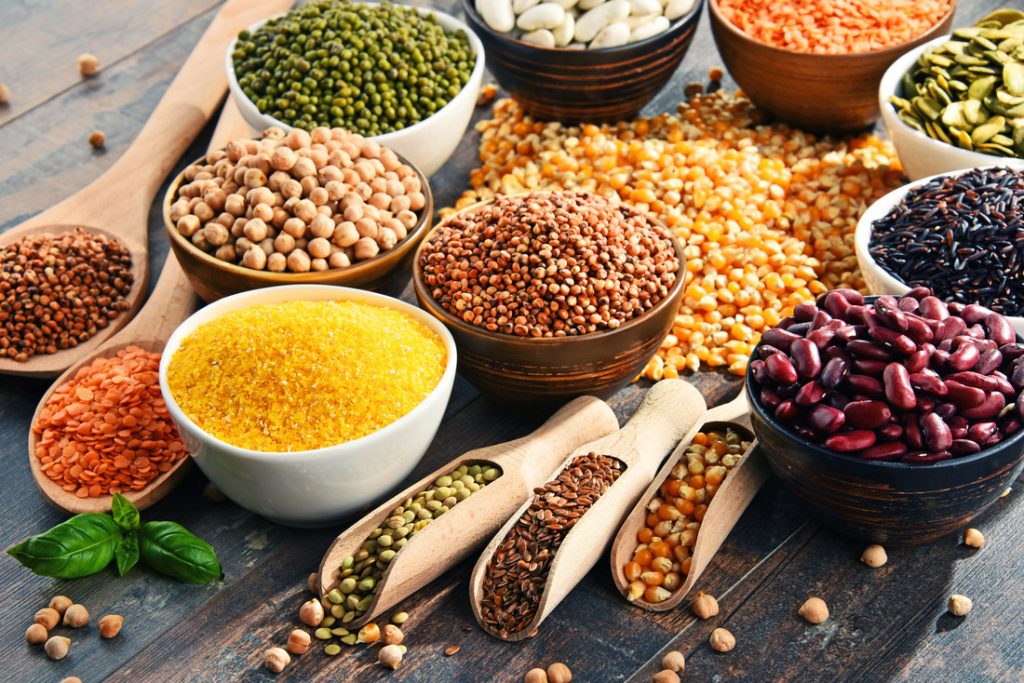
325 644 342 656
232 0 476 135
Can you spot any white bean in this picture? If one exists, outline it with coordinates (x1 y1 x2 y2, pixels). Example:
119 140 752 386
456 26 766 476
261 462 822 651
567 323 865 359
513 0 540 12
664 0 695 20
577 0 606 9
477 0 516 32
549 0 580 8
566 41 587 49
627 0 661 16
590 21 630 48
575 0 629 42
629 14 669 41
521 28 557 46
552 12 576 45
517 2 566 30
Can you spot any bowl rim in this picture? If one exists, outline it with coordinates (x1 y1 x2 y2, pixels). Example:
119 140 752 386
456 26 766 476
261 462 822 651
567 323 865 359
707 0 957 59
460 0 703 55
158 284 458 462
225 2 486 141
745 296 1024 471
162 146 433 285
411 192 687 345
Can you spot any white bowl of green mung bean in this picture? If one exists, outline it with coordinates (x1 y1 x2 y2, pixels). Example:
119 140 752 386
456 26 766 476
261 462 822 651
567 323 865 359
159 285 457 527
226 0 485 177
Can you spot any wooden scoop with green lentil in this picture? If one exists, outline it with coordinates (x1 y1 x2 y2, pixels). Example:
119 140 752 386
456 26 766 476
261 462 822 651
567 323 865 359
315 395 619 629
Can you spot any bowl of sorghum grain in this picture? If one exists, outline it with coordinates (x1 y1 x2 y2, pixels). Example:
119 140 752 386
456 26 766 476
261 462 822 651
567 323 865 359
413 190 684 403
163 126 432 303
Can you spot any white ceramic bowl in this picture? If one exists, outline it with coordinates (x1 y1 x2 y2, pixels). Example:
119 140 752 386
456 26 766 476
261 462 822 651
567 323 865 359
854 166 1024 337
159 285 457 527
226 4 484 177
879 35 1024 181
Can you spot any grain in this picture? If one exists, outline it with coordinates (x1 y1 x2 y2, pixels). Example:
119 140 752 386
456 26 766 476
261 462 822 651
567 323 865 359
88 130 105 149
33 346 185 497
167 300 446 452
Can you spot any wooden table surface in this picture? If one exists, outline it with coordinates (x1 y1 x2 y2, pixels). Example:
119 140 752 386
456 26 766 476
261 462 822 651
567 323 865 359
2 1 1021 681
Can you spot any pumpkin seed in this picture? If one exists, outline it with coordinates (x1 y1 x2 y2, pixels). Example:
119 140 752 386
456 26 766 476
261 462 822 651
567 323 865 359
1006 62 1024 96
972 116 1006 145
969 75 998 100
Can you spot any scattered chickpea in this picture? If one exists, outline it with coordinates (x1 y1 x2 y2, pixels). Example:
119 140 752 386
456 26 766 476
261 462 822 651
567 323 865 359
63 604 90 628
88 130 105 149
286 629 311 655
35 607 60 630
547 662 573 683
263 646 291 673
60 677 83 683
963 528 985 549
444 644 461 656
691 592 720 620
78 53 101 77
99 614 123 638
709 627 735 652
798 597 829 624
25 623 48 645
0 83 11 104
653 670 681 683
382 624 404 645
379 643 404 670
50 596 73 616
307 572 319 593
524 668 548 683
299 598 324 627
45 635 71 660
358 623 381 644
661 650 685 673
860 544 887 568
948 594 973 617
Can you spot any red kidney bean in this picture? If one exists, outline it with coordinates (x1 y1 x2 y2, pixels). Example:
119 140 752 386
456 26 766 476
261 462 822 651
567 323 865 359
835 325 858 343
920 413 953 451
932 348 951 367
898 295 921 312
917 396 936 413
794 302 818 322
824 346 846 360
946 371 1000 392
883 363 916 411
974 348 1003 375
961 303 991 326
903 414 924 449
874 297 909 332
904 316 934 344
777 316 797 330
765 353 798 385
843 400 891 429
959 392 1005 420
1005 419 1021 435
845 305 870 326
935 316 966 342
794 425 817 440
938 339 954 353
791 339 821 380
857 441 907 461
945 380 986 408
948 302 965 315
901 451 951 463
807 327 836 349
776 384 798 399
810 310 832 330
870 326 917 355
760 387 782 410
909 371 947 396
845 374 883 397
948 343 980 371
757 344 784 360
935 402 957 419
788 322 812 336
820 356 849 388
967 422 1000 446
775 400 798 422
853 358 887 376
1012 362 1024 389
846 340 892 360
948 416 968 439
808 404 845 434
985 313 1015 346
823 291 853 319
907 286 932 300
967 324 986 339
920 296 949 321
825 429 876 452
1001 343 1024 362
749 359 767 384
827 393 852 410
834 288 864 305
950 439 981 456
761 328 799 351
878 423 904 441
906 348 930 373
795 381 827 406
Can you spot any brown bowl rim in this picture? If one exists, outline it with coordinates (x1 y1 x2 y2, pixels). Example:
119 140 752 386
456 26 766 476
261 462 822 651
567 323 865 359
411 192 686 346
461 0 703 56
162 146 433 286
707 0 957 60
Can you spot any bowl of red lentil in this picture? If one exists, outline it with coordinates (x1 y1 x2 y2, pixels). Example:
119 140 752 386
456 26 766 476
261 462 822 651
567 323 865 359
158 285 457 527
708 0 956 132
413 191 685 404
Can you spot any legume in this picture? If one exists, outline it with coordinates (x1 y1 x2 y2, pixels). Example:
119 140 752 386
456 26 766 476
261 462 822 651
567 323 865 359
869 168 1024 315
718 0 951 54
622 430 750 603
33 346 186 497
480 452 624 637
232 0 475 135
166 300 445 452
750 289 1024 463
420 191 679 337
0 229 133 362
452 92 904 377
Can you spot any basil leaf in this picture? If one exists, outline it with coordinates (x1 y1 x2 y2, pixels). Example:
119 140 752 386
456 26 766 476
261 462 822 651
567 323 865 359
140 521 221 584
115 533 140 576
8 514 121 579
111 493 140 532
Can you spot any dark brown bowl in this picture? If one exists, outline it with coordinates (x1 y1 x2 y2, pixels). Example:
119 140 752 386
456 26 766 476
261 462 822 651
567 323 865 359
412 199 686 404
462 0 703 123
745 315 1024 545
163 153 433 303
708 0 956 132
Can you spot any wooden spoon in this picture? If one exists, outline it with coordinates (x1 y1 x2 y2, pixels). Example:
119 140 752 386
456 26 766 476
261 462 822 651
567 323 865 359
316 395 620 628
0 0 294 378
26 100 255 515
469 378 708 641
610 390 769 612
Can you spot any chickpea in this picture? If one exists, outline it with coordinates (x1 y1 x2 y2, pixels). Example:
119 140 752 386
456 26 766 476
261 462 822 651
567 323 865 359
329 252 351 269
948 594 972 617
243 168 267 188
963 528 984 549
311 257 329 272
332 221 360 247
309 214 335 239
653 671 680 683
661 650 685 673
547 662 572 683
224 193 246 217
299 598 324 627
63 604 89 628
524 669 548 683
691 592 719 620
709 627 735 652
215 244 238 262
60 678 84 683
267 252 287 272
45 635 71 660
177 214 201 238
798 597 829 624
99 614 124 638
88 130 106 149
287 250 312 273
355 218 378 239
271 145 297 171
263 646 291 673
35 607 60 630
241 245 267 270
286 629 311 655
78 53 101 77
243 218 269 242
294 199 318 224
382 624 404 645
376 227 398 251
25 623 48 645
354 237 380 261
861 544 887 568
309 186 329 207
252 203 274 223
204 223 230 247
379 643 403 670
0 83 10 104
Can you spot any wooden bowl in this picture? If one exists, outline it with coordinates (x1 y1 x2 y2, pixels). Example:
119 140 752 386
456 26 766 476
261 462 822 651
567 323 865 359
461 0 703 123
745 325 1024 546
411 199 685 404
707 0 956 132
163 153 433 303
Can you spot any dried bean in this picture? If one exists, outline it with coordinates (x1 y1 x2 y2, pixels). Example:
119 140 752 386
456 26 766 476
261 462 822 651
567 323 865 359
877 423 903 441
951 439 981 456
845 374 884 397
820 356 849 388
809 405 845 434
960 392 1005 420
870 326 916 355
920 414 953 452
883 363 916 411
790 339 821 380
765 353 798 385
843 401 891 429
857 441 907 461
761 328 800 351
847 340 892 361
795 381 827 406
825 430 876 453
909 371 948 396
945 381 986 408
949 344 980 372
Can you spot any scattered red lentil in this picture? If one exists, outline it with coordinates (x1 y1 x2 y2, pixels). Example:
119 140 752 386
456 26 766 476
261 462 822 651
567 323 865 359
717 0 952 54
32 346 186 497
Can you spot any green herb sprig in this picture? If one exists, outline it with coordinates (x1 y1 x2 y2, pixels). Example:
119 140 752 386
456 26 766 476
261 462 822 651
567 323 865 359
8 494 221 584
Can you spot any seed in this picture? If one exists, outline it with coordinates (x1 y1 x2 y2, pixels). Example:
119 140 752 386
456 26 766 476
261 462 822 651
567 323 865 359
653 671 681 683
0 83 9 104
445 644 461 656
963 528 985 548
25 623 48 645
340 634 358 645
263 647 291 673
948 594 973 617
59 678 83 683
379 643 404 669
691 592 720 620
49 596 73 616
357 623 380 644
299 599 324 627
307 572 319 593
524 668 548 683
391 611 409 625
325 643 342 656
861 544 888 568
45 636 71 660
35 608 60 630
98 614 124 638
662 650 685 673
287 629 311 655
63 604 89 628
547 662 572 683
78 53 101 77
382 624 404 645
709 627 735 652
314 627 332 640
88 130 105 149
798 597 829 624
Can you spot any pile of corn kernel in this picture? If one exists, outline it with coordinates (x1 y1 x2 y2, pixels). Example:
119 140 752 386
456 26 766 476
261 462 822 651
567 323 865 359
449 90 905 378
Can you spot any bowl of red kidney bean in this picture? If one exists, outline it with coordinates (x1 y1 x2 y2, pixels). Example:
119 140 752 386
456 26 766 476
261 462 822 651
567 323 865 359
746 288 1024 545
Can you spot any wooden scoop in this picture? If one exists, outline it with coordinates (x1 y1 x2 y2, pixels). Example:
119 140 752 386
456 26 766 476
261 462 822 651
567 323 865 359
316 395 620 628
469 378 707 641
0 0 293 378
610 390 768 612
26 100 255 515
